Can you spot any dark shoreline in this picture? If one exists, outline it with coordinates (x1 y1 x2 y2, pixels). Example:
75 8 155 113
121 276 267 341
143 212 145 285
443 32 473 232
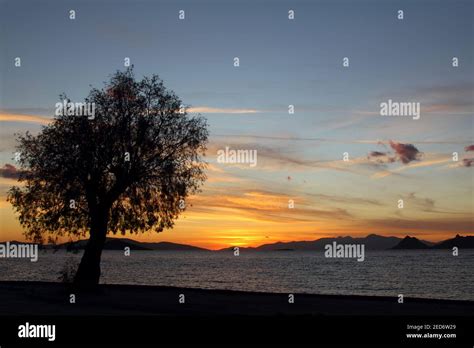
1 281 472 316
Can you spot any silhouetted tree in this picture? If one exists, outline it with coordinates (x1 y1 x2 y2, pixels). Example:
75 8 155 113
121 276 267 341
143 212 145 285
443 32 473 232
8 68 208 289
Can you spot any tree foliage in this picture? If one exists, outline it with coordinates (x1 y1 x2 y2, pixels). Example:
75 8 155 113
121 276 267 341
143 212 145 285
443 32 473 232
8 68 208 243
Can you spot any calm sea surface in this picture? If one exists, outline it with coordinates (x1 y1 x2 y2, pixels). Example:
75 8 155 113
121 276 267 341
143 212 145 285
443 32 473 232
1 249 473 301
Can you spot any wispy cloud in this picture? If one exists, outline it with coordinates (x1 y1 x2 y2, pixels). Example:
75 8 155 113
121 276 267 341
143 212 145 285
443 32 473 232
388 141 422 164
372 155 452 179
189 106 261 114
366 217 474 235
187 188 353 224
447 144 474 168
0 112 51 125
465 145 474 152
462 158 474 167
368 140 423 171
416 83 474 115
0 164 21 179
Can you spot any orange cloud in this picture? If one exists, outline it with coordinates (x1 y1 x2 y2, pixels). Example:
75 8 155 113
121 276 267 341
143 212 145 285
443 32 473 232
188 106 261 114
0 112 51 125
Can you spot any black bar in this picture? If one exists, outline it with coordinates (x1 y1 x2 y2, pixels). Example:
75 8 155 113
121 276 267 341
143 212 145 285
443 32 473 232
0 315 473 346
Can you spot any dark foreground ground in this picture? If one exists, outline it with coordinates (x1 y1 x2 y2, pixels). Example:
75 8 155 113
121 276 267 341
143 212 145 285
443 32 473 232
0 281 473 316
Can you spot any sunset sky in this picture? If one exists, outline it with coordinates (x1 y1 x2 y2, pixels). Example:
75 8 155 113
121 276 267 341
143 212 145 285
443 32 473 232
0 0 473 249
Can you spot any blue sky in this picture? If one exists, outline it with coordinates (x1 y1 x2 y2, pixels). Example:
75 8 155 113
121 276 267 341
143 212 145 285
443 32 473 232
1 0 473 247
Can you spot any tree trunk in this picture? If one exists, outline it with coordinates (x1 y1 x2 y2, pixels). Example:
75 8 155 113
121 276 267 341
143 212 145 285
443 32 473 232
73 209 108 290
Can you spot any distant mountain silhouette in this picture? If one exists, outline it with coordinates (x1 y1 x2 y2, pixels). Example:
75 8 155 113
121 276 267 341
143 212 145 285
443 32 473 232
391 236 429 249
215 234 405 251
4 234 472 252
253 234 403 251
135 241 209 251
432 234 474 249
61 238 208 251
